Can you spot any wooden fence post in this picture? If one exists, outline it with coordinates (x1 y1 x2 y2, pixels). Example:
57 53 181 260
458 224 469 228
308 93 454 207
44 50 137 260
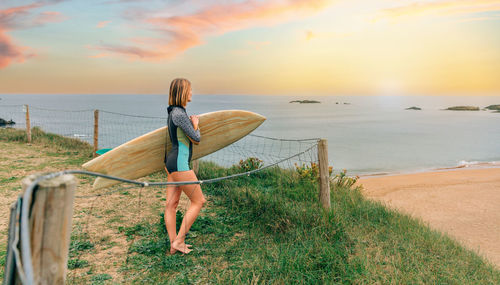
317 139 331 210
25 104 31 143
192 160 199 175
19 174 76 285
94 110 99 158
3 201 19 285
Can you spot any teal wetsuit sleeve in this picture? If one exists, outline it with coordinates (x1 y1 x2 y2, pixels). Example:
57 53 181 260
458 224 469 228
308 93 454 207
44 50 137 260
171 108 201 143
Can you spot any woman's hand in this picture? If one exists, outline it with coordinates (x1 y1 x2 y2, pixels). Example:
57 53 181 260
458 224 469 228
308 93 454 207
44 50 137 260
190 115 199 130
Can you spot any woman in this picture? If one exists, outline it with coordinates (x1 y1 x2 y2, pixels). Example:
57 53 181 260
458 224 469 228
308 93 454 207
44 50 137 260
164 78 206 254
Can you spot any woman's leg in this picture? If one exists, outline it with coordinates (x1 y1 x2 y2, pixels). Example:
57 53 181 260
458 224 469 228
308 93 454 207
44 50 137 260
165 170 182 254
170 170 206 254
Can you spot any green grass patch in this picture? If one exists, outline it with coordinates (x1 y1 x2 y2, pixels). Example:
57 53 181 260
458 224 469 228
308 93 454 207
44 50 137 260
90 273 112 284
68 258 89 269
0 127 93 158
0 247 6 280
117 161 500 283
0 177 19 184
70 231 95 258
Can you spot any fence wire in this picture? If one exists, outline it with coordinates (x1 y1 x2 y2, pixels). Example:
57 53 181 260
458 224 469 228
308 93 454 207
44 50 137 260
1 104 326 284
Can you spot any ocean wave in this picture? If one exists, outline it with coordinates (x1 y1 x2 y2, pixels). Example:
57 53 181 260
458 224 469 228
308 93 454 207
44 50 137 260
436 160 500 170
458 160 500 167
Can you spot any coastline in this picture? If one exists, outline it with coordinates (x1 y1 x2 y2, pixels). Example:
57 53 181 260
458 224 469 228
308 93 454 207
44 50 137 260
357 160 500 179
357 166 500 268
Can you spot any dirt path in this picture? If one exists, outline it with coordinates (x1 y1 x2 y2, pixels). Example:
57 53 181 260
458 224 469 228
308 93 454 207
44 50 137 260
0 141 190 282
358 168 500 268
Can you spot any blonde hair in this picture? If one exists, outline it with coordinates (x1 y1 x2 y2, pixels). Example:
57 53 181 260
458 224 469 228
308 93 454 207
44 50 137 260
169 78 191 106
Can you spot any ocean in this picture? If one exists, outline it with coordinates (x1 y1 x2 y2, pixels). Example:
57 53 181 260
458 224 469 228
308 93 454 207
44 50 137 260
1 94 499 176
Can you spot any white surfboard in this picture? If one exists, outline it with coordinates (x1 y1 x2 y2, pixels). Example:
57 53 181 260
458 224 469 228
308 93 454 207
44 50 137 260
82 110 266 189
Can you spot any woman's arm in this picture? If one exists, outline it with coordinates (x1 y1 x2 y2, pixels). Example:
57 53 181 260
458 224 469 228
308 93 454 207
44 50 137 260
171 108 201 144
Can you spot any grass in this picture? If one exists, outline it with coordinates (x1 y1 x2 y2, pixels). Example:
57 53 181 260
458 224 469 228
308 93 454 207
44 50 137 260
0 127 93 158
116 163 500 283
1 127 499 283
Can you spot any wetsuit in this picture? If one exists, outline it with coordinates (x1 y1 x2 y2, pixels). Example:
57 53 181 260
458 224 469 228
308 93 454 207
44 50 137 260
165 105 201 173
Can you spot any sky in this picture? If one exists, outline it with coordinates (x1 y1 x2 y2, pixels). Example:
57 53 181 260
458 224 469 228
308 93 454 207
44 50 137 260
0 0 499 96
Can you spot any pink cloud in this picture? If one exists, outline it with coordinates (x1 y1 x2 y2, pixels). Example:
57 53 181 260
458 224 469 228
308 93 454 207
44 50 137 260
34 11 66 25
0 32 33 68
97 20 111 28
0 3 44 29
0 1 66 69
90 0 334 60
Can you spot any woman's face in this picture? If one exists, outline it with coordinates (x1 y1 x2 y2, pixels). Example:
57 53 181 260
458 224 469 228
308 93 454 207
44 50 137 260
187 87 192 104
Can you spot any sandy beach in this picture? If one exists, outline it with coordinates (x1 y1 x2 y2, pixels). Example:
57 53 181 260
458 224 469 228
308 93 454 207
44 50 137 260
358 167 500 268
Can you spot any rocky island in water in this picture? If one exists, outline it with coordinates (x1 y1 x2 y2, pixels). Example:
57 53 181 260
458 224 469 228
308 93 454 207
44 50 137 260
445 106 480 111
0 118 15 126
289 100 320 104
485 105 500 112
406 106 422 110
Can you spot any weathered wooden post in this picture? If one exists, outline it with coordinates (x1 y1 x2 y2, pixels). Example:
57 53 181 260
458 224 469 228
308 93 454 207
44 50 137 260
317 139 331 210
25 104 31 143
19 174 76 284
3 201 19 285
192 160 199 175
93 110 99 158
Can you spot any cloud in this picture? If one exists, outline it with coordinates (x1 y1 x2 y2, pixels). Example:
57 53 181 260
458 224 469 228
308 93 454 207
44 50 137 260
86 42 163 58
88 52 111 58
0 31 34 68
90 0 335 60
0 3 44 29
0 1 66 68
34 10 66 25
377 0 500 21
96 20 111 28
102 0 150 4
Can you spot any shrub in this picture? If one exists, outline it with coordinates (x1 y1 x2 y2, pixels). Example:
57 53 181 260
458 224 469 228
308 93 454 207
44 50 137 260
238 157 263 172
331 169 359 190
294 162 333 183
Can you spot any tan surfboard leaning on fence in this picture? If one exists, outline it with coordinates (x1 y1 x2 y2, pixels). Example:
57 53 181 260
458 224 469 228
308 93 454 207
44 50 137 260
82 110 266 189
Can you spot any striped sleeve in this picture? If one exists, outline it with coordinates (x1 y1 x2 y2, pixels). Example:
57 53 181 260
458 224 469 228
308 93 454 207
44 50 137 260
171 108 201 143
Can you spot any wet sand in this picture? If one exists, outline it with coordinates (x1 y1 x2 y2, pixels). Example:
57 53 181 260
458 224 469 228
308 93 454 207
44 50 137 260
358 167 500 268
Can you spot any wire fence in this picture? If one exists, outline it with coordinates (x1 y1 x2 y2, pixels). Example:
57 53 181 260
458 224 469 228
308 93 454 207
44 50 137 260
1 104 329 284
0 104 320 168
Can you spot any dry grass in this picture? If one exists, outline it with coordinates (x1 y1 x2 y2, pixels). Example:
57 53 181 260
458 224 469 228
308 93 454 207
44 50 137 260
0 130 191 283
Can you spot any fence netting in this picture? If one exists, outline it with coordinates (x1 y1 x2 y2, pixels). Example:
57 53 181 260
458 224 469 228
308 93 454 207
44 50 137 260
99 110 166 148
2 105 328 284
29 106 95 145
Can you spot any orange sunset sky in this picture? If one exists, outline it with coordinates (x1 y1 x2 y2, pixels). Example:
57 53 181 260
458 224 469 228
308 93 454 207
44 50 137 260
1 0 499 96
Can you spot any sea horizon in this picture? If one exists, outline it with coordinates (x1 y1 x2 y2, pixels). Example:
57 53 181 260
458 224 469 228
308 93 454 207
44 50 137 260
1 94 500 176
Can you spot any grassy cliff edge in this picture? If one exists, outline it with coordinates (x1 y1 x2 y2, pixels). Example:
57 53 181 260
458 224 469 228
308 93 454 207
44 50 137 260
0 127 499 284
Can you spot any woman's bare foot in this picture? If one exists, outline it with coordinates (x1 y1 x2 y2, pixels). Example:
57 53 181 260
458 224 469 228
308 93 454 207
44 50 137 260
172 239 192 254
169 243 192 255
